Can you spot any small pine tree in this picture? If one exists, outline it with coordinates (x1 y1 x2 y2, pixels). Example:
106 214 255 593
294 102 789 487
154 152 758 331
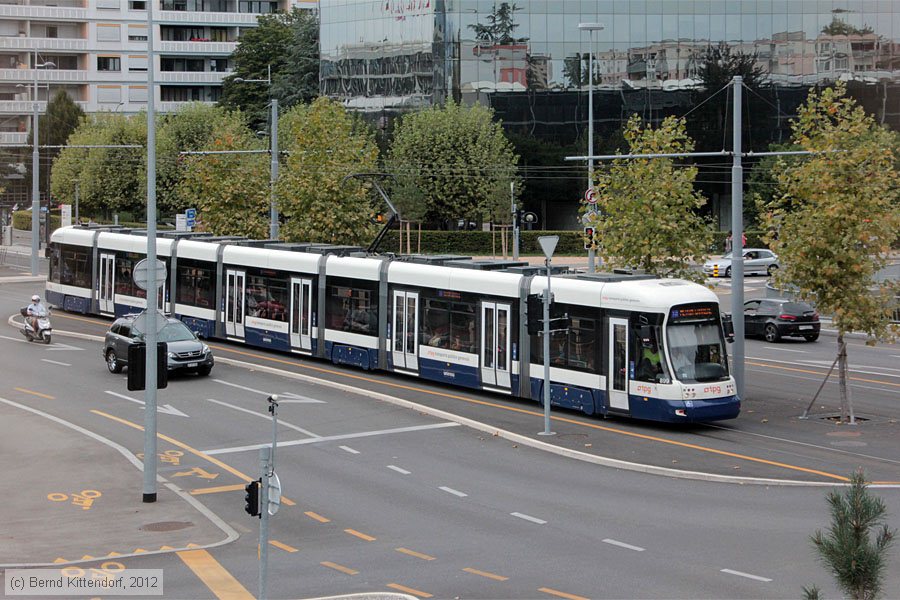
809 469 896 600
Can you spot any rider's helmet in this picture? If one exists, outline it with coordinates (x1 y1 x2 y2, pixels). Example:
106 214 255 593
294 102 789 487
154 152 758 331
31 295 40 302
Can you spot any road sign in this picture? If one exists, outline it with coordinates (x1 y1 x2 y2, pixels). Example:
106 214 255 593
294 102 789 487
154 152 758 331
267 472 282 516
132 258 167 291
185 208 197 227
60 204 72 228
132 309 168 335
584 188 597 204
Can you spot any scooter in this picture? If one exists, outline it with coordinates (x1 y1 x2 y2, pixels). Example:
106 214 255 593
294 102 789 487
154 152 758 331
20 307 51 344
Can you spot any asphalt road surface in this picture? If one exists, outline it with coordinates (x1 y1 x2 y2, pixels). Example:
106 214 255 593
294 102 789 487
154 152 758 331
1 278 898 600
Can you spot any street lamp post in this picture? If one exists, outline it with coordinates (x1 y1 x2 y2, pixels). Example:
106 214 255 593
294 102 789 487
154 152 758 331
578 22 604 273
30 53 55 276
233 66 278 239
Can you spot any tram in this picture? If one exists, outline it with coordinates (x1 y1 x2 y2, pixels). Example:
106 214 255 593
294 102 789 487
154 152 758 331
46 225 739 423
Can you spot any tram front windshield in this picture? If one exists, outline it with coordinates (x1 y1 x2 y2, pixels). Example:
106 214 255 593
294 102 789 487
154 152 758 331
666 305 729 384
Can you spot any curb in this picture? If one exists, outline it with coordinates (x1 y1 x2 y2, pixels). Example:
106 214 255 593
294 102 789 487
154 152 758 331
14 316 878 489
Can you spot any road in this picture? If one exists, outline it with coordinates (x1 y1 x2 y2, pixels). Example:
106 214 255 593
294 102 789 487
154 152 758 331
1 277 898 599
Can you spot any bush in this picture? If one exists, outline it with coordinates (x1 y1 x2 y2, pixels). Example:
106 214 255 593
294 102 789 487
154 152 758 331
11 210 170 234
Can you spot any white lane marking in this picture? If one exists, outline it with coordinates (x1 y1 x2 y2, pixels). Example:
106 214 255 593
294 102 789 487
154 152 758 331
440 486 467 497
602 538 645 552
205 398 320 438
46 342 83 352
0 334 27 343
510 512 546 525
339 446 359 454
388 465 411 475
763 346 807 353
720 569 772 582
797 359 900 378
41 359 71 367
204 422 459 455
104 390 189 417
750 355 900 380
212 379 325 403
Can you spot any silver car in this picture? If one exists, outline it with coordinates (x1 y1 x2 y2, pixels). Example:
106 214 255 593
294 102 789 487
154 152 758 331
703 248 779 278
103 315 214 376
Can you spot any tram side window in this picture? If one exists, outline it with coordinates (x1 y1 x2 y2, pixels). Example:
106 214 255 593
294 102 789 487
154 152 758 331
326 278 376 335
176 259 214 307
60 246 91 288
48 245 61 283
246 275 288 322
634 324 669 383
421 297 476 351
530 308 597 373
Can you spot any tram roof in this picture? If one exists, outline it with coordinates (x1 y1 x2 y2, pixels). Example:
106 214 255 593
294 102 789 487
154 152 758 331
533 275 716 312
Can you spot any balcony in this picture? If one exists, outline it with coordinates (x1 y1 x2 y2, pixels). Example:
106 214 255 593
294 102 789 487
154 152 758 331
0 36 89 52
157 71 228 84
158 40 237 55
0 131 28 145
0 99 88 114
157 100 215 113
157 10 259 26
0 4 87 21
0 68 87 83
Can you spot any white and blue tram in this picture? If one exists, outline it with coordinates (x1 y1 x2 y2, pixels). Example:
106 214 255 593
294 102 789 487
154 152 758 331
46 226 739 423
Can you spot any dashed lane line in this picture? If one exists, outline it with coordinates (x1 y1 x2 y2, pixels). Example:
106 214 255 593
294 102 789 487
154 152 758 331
387 583 432 598
463 567 508 581
720 568 773 582
321 562 358 576
602 538 645 552
511 512 546 525
13 387 55 400
176 548 254 600
396 548 435 561
388 465 411 475
439 486 467 497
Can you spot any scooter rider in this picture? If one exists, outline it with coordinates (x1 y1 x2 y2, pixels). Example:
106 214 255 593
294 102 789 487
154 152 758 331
26 294 47 333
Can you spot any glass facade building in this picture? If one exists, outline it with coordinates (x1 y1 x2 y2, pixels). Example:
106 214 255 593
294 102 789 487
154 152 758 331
320 0 900 227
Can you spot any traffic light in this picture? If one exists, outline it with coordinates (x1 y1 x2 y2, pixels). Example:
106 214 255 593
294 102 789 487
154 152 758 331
126 342 168 391
583 226 595 250
526 294 543 336
244 479 260 517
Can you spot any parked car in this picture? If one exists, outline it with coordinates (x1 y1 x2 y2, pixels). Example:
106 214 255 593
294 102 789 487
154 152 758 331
703 248 779 278
103 314 214 375
743 299 820 342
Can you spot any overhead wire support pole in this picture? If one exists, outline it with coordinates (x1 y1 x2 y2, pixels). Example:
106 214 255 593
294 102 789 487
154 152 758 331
142 0 159 504
730 75 746 401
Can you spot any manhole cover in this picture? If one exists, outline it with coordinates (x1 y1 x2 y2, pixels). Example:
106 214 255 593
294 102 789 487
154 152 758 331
817 414 870 424
140 521 193 532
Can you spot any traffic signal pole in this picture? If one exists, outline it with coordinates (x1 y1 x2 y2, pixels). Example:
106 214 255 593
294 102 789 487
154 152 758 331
258 446 270 600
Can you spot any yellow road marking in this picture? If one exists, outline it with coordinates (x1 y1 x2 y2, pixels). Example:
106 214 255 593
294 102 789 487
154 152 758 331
176 548 253 600
269 540 298 553
463 567 508 581
305 511 330 523
387 583 433 598
14 387 55 400
320 561 357 575
344 529 376 541
396 547 435 561
71 314 872 482
539 587 589 600
190 484 245 495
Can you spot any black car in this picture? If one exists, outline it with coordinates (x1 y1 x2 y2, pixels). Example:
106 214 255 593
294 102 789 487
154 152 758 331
743 299 820 342
103 315 214 376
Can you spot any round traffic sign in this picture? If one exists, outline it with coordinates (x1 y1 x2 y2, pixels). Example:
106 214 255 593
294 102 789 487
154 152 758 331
133 258 167 291
584 188 597 204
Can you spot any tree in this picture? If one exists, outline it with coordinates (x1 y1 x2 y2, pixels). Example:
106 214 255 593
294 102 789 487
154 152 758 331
49 113 146 218
27 90 84 199
821 18 874 36
762 82 899 423
590 115 713 281
387 100 520 228
807 469 896 600
176 125 269 238
157 103 252 214
469 2 526 45
219 8 318 128
275 97 380 244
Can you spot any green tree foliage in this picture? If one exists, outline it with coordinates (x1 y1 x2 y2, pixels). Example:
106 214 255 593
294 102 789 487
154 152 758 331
591 115 713 281
50 113 146 218
469 2 526 45
821 18 874 36
746 143 801 230
157 103 251 214
387 100 520 228
275 97 379 244
177 125 269 238
219 8 318 128
762 83 899 422
808 470 896 600
28 90 84 198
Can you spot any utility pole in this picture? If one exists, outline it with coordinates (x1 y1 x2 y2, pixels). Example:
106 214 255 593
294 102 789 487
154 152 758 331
730 76 746 398
30 51 55 276
142 0 159 504
511 181 519 260
269 99 279 239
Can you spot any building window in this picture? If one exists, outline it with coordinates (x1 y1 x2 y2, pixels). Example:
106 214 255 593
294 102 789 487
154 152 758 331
97 56 121 72
46 26 58 39
129 1 146 9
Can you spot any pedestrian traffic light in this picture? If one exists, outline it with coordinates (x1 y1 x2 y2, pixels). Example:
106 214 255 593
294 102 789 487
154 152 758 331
126 342 168 391
583 226 595 250
244 479 260 517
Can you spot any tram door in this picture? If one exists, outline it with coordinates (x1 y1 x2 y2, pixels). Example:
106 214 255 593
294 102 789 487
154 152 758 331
225 269 246 338
392 290 418 371
480 302 511 389
99 253 115 314
290 277 313 351
607 317 630 410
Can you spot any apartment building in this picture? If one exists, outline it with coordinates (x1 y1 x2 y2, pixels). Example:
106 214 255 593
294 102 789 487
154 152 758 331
0 0 316 146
